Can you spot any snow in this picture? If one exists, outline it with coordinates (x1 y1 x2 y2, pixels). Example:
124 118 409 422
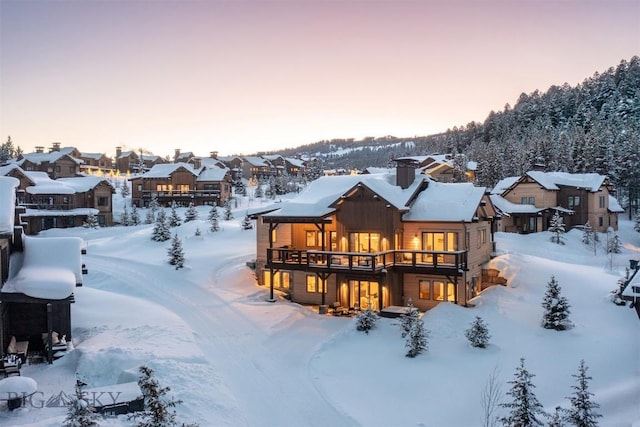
3 267 75 300
0 176 19 233
403 180 487 221
0 377 38 400
526 171 606 192
1 183 638 426
490 194 540 215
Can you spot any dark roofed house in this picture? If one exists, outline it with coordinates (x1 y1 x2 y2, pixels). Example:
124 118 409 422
14 145 82 179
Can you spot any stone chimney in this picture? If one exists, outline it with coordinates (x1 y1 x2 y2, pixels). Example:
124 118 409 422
174 148 181 162
35 146 44 153
193 157 202 169
395 158 417 189
210 151 218 159
51 142 61 152
115 146 122 158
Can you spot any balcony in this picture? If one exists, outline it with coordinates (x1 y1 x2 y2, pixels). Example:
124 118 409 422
139 190 221 199
266 248 467 275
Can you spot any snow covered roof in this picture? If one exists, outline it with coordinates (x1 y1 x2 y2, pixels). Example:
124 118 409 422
526 171 606 192
621 268 640 299
0 163 25 178
23 172 76 195
491 176 520 195
361 167 395 175
176 151 194 160
81 152 107 160
16 148 81 165
262 174 428 220
136 162 196 178
608 195 624 213
489 194 541 215
403 181 487 222
285 157 305 168
243 156 271 167
57 176 113 192
2 236 85 299
197 166 229 182
21 208 98 217
118 150 135 159
0 176 19 233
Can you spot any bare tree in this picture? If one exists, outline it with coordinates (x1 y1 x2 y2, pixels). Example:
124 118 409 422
481 366 503 427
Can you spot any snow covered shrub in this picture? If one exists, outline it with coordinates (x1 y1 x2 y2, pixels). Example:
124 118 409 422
498 358 547 427
549 210 566 245
120 205 130 226
541 275 573 331
606 230 622 254
194 227 202 237
208 206 220 232
168 233 185 269
152 209 171 242
184 202 198 222
355 308 378 334
465 316 491 348
582 221 594 245
130 204 141 225
241 213 253 230
223 201 233 220
83 213 99 229
399 302 419 338
405 317 429 358
168 201 182 227
64 378 99 427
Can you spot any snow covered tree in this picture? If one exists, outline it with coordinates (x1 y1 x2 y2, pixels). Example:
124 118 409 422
167 233 184 269
606 229 622 253
254 185 263 198
541 275 573 331
549 210 566 244
565 360 601 427
223 201 233 220
399 300 419 338
405 317 429 358
634 214 640 233
151 209 171 242
148 195 160 213
548 407 564 427
120 181 130 198
208 206 220 232
145 209 155 225
235 181 246 196
83 213 99 229
241 213 253 230
465 315 491 348
499 358 547 427
355 308 378 334
120 205 130 226
184 202 198 222
582 221 594 245
168 202 181 227
64 378 99 427
130 204 141 225
131 365 180 427
194 227 201 237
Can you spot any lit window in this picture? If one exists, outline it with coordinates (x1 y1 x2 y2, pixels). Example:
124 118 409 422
306 275 316 293
419 280 430 299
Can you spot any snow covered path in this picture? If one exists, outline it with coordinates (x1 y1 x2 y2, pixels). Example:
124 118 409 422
83 244 359 426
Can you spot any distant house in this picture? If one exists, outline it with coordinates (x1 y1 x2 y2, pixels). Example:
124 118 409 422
79 152 113 173
621 260 640 319
396 154 476 183
491 171 623 233
114 147 165 174
241 156 273 180
13 144 82 179
252 161 498 312
130 162 233 207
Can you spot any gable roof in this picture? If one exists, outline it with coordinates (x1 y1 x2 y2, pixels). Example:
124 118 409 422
135 162 197 179
81 152 108 160
56 176 114 193
15 150 81 166
525 171 606 192
197 166 230 182
243 156 271 167
491 176 520 195
403 181 488 222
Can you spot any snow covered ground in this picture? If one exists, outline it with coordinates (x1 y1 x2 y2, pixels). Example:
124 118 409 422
1 187 639 426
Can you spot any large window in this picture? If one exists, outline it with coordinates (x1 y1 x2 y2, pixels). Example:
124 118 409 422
349 232 380 253
419 280 431 299
599 195 606 209
177 184 190 193
156 184 173 192
263 271 290 289
568 196 580 210
306 275 326 293
97 197 109 207
418 279 455 301
422 232 457 252
520 196 535 205
477 229 487 248
306 230 323 248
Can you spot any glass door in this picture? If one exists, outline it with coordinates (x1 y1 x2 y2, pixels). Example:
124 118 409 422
349 280 381 311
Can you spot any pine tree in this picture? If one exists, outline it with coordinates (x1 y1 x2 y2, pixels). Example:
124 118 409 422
582 221 594 245
64 378 99 427
194 227 201 237
131 365 180 427
634 214 640 233
355 308 378 334
148 195 160 213
465 315 491 348
223 201 233 220
399 300 419 338
152 210 171 242
405 317 429 358
167 233 184 269
541 275 573 331
565 360 601 427
121 205 130 226
499 358 547 426
254 185 263 198
606 230 622 253
145 209 155 225
120 181 130 198
241 213 253 230
548 407 564 427
184 202 198 222
208 206 220 232
131 204 141 225
83 213 99 229
168 202 181 227
549 210 566 245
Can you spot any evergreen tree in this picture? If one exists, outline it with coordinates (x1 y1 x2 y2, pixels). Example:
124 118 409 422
541 275 573 331
131 205 141 225
184 202 198 222
582 221 594 245
121 205 130 226
194 227 201 237
549 210 566 245
235 181 246 196
634 214 640 233
223 201 233 220
152 209 171 242
145 209 155 225
548 407 565 427
241 213 253 230
405 317 429 358
168 202 181 227
355 308 378 334
64 378 99 427
148 195 160 213
565 360 602 427
465 316 491 348
499 358 547 427
399 300 419 338
0 135 15 164
208 206 220 232
254 184 263 198
131 365 180 427
168 233 185 269
83 213 99 229
120 181 130 198
606 230 622 253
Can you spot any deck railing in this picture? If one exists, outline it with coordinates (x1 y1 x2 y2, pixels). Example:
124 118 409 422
267 248 467 273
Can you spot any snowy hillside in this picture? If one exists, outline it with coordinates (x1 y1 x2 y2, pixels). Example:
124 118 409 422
1 188 638 426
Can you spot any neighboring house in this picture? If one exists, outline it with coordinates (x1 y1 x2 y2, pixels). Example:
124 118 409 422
491 171 623 233
0 176 83 363
114 147 165 174
621 260 640 319
252 161 498 312
140 154 166 172
13 144 82 179
130 162 233 207
396 154 476 183
283 157 306 177
241 156 273 180
174 149 195 163
80 152 113 173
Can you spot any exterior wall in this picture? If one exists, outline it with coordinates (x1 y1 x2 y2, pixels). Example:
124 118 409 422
50 157 79 179
116 154 138 174
503 180 557 208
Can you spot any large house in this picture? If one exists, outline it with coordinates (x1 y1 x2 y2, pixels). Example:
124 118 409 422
491 171 624 233
129 162 233 208
252 160 498 312
13 144 82 179
79 152 113 173
0 165 115 233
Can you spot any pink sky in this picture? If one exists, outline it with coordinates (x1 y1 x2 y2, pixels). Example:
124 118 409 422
1 0 638 158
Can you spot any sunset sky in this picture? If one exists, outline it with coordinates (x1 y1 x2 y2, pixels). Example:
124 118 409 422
1 0 638 158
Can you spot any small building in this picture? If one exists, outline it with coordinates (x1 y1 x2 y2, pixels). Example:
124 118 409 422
79 152 113 173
